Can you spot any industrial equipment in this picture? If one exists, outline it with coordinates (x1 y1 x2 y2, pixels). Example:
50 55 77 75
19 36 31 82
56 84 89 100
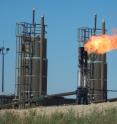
16 9 48 104
77 15 107 104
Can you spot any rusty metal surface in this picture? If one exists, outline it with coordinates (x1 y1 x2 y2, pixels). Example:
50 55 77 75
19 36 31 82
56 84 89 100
16 11 47 102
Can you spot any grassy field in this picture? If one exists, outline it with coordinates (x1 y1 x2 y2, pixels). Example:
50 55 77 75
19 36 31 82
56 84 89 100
0 102 117 124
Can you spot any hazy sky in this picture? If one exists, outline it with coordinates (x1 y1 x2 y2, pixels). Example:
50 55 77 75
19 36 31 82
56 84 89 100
0 0 117 98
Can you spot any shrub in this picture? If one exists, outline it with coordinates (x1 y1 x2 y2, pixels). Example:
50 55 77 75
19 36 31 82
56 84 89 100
0 107 116 124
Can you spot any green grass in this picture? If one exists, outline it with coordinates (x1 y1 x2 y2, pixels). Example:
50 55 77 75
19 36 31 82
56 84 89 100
0 108 117 124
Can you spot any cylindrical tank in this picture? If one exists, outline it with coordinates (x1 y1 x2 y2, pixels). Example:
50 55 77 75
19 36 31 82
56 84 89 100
32 37 40 97
31 37 47 97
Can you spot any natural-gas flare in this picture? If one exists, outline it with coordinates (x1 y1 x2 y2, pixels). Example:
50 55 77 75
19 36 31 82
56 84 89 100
84 34 117 54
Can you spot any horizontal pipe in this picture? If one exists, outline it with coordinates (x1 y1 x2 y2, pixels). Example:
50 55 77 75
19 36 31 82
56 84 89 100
47 91 76 97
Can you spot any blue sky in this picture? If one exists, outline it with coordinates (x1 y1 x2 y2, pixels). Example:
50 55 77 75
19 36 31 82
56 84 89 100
0 0 117 98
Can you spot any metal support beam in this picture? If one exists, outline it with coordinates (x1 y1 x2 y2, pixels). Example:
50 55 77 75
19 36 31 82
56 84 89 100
39 16 45 95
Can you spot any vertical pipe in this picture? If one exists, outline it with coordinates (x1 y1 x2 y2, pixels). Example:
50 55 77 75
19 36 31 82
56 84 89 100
32 8 35 25
78 69 81 87
39 16 45 95
94 14 97 35
101 20 107 101
102 20 105 34
84 75 86 88
92 14 97 97
2 52 4 93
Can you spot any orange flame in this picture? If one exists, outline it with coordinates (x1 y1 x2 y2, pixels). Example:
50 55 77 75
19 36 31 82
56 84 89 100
84 35 117 54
